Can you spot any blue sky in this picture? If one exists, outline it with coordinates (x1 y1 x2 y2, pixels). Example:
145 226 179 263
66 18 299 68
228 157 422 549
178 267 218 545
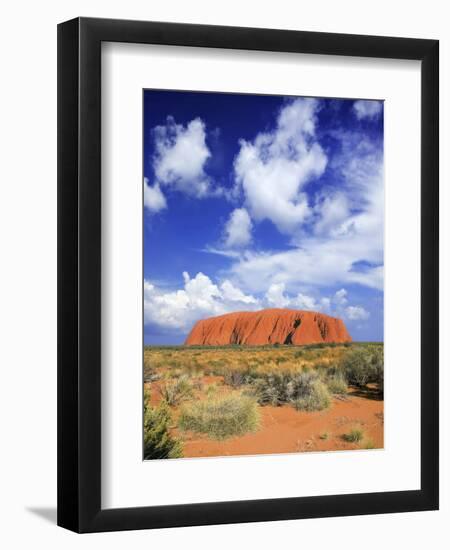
143 90 384 344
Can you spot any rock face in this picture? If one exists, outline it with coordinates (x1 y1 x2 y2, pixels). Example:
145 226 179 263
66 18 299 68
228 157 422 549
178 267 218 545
185 308 352 346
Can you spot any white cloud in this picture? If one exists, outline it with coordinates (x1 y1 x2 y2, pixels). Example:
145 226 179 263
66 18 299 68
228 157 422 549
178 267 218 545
144 271 369 333
144 272 258 332
333 288 348 306
200 246 242 260
152 116 212 198
223 208 253 248
233 98 327 234
143 177 167 213
353 100 383 120
228 130 384 294
263 284 369 323
345 305 370 320
292 292 318 310
220 279 257 304
265 282 290 308
313 192 350 236
229 235 383 295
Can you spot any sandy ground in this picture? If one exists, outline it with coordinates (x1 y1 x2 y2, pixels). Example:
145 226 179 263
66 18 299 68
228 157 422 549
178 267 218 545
146 378 383 458
176 392 383 458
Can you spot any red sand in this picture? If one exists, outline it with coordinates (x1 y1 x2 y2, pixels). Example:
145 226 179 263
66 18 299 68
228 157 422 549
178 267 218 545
185 308 352 346
174 392 383 458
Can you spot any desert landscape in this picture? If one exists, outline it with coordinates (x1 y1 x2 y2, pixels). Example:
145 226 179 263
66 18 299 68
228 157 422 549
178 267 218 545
143 309 384 460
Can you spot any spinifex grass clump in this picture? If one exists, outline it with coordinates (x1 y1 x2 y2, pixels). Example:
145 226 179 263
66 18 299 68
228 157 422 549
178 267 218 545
326 372 348 395
158 375 194 406
178 393 260 440
143 354 158 382
340 345 384 393
251 371 331 411
342 428 364 443
143 391 182 459
223 368 251 388
250 372 296 406
292 377 331 411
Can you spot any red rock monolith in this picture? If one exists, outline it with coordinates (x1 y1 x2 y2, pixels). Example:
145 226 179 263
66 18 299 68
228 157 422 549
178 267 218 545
185 308 352 346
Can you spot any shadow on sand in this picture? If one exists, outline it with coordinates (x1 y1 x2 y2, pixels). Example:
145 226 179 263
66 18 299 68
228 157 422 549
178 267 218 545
350 386 383 401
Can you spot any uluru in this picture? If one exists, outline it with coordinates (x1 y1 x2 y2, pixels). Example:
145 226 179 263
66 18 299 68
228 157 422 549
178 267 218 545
184 308 352 346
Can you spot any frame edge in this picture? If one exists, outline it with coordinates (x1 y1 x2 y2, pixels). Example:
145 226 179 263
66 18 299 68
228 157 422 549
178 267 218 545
57 17 81 533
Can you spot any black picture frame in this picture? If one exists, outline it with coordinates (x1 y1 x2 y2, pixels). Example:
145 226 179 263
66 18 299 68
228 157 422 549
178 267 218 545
57 17 439 533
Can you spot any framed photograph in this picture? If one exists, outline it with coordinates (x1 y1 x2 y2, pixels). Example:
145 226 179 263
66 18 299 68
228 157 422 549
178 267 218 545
57 17 439 533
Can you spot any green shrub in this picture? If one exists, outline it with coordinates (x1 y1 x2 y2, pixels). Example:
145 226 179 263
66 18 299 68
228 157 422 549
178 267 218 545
251 371 331 412
143 355 156 382
178 393 260 440
340 347 383 390
223 369 245 388
165 367 183 379
205 383 219 397
370 347 384 395
292 379 331 411
326 373 348 395
251 372 294 406
342 428 364 443
158 375 194 406
143 392 182 459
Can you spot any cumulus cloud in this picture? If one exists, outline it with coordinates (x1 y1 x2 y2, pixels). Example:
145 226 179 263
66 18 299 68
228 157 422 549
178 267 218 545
333 288 348 306
223 208 253 248
353 100 383 120
265 283 291 308
152 116 212 198
292 292 318 310
313 192 350 237
263 283 369 322
220 279 257 304
233 98 327 234
345 305 370 320
143 177 167 213
144 272 258 332
228 129 384 294
144 271 369 334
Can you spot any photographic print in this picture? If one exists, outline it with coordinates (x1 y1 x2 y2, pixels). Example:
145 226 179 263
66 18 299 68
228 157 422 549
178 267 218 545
143 90 384 460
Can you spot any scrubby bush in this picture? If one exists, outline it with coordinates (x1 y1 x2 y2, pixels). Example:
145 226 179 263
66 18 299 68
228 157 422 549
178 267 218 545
370 346 384 395
143 354 157 382
340 346 384 391
191 377 203 391
251 372 295 406
143 391 182 459
158 375 194 406
341 348 372 386
326 372 348 395
292 378 331 411
342 428 364 443
223 369 245 388
178 394 260 440
251 371 331 411
205 383 219 397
